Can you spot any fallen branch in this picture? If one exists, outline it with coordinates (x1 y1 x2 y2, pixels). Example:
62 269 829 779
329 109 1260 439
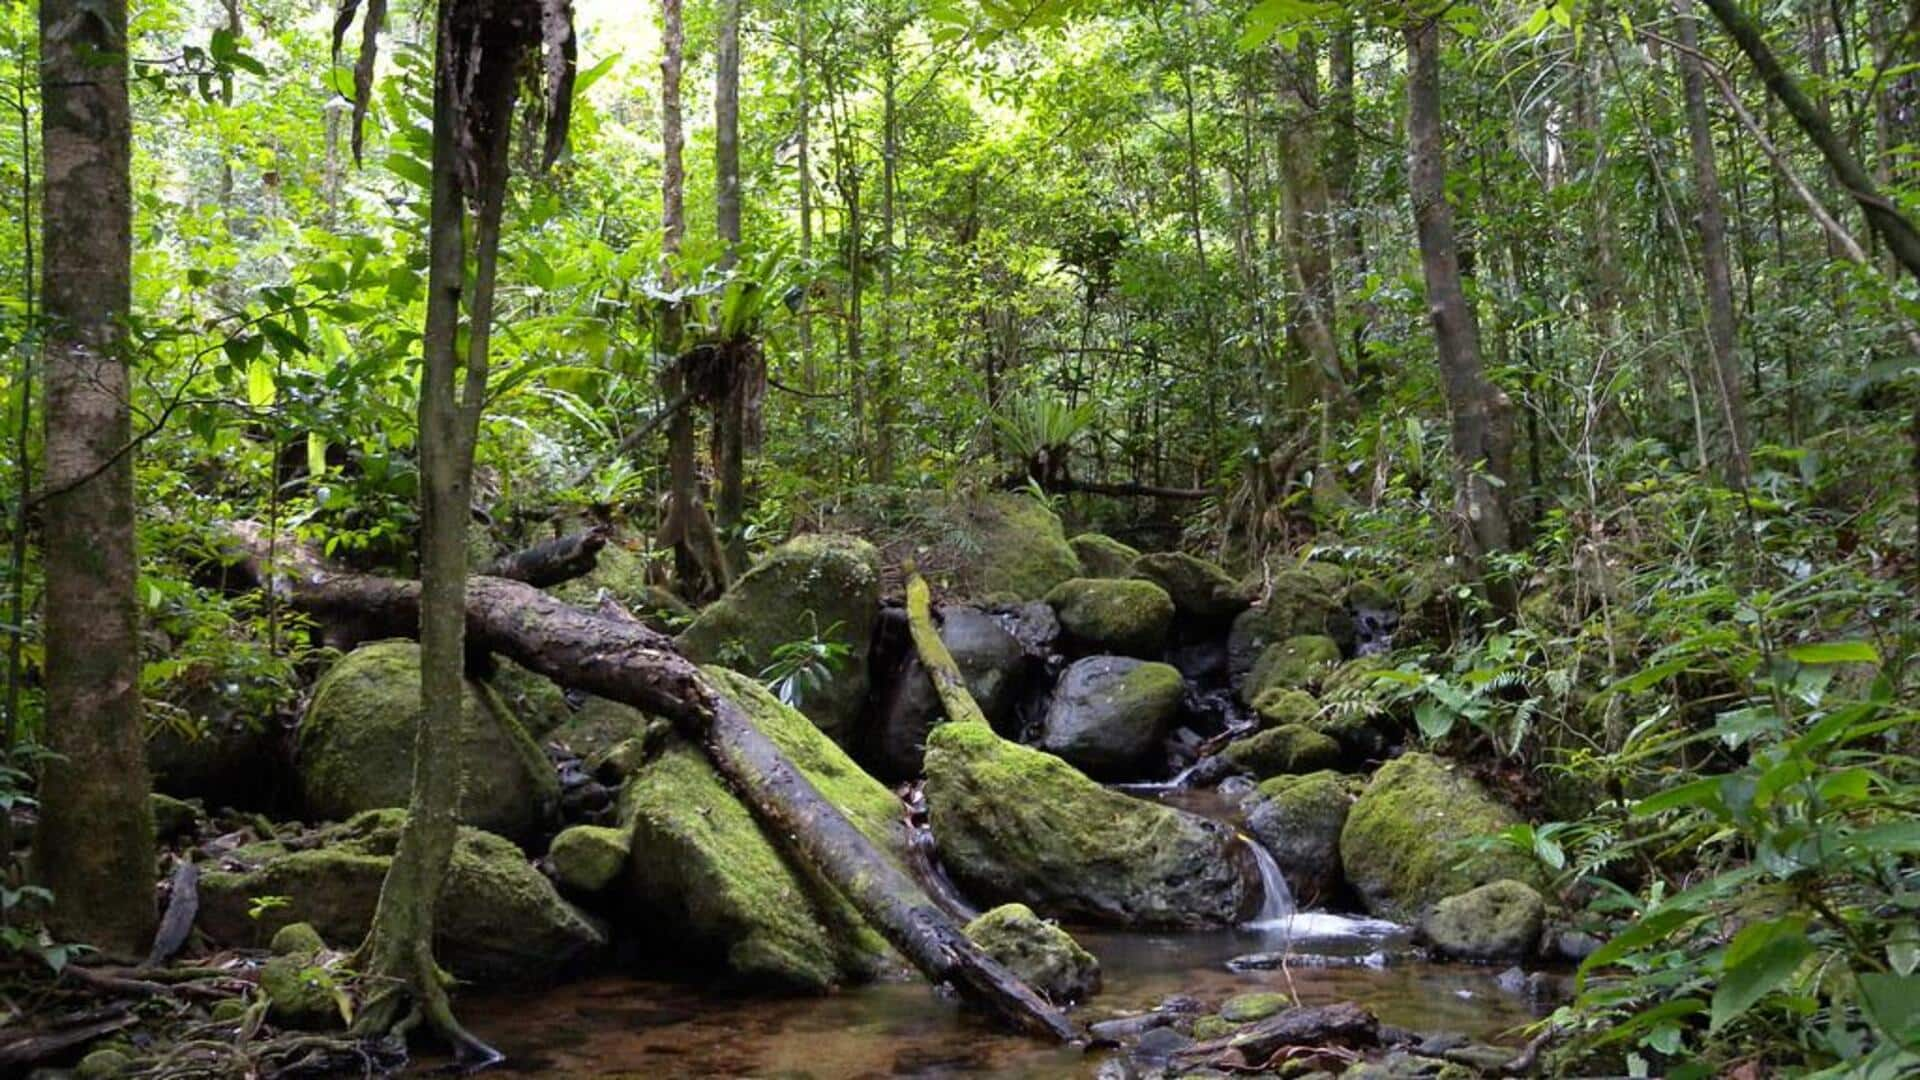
482 527 609 588
903 568 987 727
145 858 199 969
1169 1002 1379 1071
0 1007 137 1069
224 529 1076 1042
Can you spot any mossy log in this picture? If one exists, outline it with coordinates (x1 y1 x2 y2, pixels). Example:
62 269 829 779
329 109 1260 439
903 569 988 727
225 529 1076 1042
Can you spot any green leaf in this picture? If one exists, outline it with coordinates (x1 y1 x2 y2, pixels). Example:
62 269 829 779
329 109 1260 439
1785 641 1880 665
385 153 432 189
1859 974 1920 1048
1415 699 1455 741
1711 920 1810 1030
247 358 277 410
1633 776 1724 817
307 433 328 478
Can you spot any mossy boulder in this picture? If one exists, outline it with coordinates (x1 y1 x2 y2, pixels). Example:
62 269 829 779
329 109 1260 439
619 667 904 991
1257 684 1388 762
548 824 631 895
260 953 342 1029
1069 533 1142 578
547 696 653 761
956 493 1083 603
675 533 881 745
871 605 1028 780
1129 551 1249 620
76 1049 132 1079
963 902 1102 1003
1241 635 1342 704
487 658 574 741
1340 754 1541 922
550 540 652 613
1419 879 1546 963
924 721 1252 927
269 921 326 958
1045 578 1175 658
150 793 202 841
1036 657 1185 778
198 811 604 982
1228 571 1345 680
1221 723 1342 779
296 640 560 842
1219 991 1292 1023
1243 771 1358 905
1251 688 1317 729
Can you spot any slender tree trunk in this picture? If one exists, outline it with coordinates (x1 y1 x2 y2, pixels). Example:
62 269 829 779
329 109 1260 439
34 0 155 958
6 61 36 759
796 12 815 392
1675 0 1751 486
713 0 747 569
1403 17 1518 582
872 36 899 483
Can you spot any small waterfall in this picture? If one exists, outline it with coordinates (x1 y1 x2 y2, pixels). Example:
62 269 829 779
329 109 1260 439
1240 834 1295 923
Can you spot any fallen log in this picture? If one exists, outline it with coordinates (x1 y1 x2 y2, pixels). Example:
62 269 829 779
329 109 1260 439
224 530 1076 1042
482 527 609 587
902 569 987 727
1168 1001 1379 1070
0 1007 136 1069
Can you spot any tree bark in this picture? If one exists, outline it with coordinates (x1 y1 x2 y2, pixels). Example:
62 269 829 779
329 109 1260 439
224 534 1076 1042
483 528 609 588
34 0 155 959
1674 0 1752 486
713 0 748 569
1403 17 1519 578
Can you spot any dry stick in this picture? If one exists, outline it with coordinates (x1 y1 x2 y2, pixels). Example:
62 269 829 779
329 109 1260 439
226 531 1076 1042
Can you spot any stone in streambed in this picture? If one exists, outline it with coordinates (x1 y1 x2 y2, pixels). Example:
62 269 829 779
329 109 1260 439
1069 533 1142 578
1228 570 1346 680
1419 879 1546 963
296 640 559 843
1241 635 1342 704
1128 551 1249 620
1036 657 1185 778
548 824 631 894
1219 723 1342 779
1242 770 1359 906
925 720 1252 927
1046 577 1174 658
963 902 1102 1002
871 604 1028 780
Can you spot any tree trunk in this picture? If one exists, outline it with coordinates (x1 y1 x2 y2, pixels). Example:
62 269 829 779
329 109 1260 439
34 0 155 959
1403 17 1519 578
1674 0 1751 486
712 0 749 570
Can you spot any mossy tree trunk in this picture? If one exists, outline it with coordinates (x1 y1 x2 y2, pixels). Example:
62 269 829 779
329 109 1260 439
34 0 156 958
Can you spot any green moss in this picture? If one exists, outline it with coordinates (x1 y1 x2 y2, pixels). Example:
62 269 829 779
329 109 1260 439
1219 990 1291 1023
1340 753 1542 922
1243 635 1341 703
487 658 574 740
1192 1015 1243 1041
269 921 326 958
298 640 559 842
961 493 1082 603
209 998 248 1021
675 534 882 744
1129 552 1249 619
620 667 902 990
76 1049 132 1079
549 824 631 894
1251 688 1318 729
1221 723 1342 778
551 540 656 612
963 902 1102 1002
1419 878 1546 962
260 953 342 1029
149 792 201 840
1069 533 1142 578
923 721 1249 926
197 812 605 982
1045 577 1174 657
548 696 654 761
1246 770 1357 903
1230 571 1344 679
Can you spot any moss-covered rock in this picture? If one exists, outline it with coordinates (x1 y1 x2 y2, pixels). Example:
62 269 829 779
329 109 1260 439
963 902 1102 1003
150 792 202 841
1228 571 1345 680
269 921 326 958
1046 578 1175 658
260 953 343 1029
547 696 653 761
1340 754 1541 922
1243 771 1357 905
487 658 574 741
958 493 1083 603
1220 724 1342 779
620 667 903 991
1069 533 1142 578
76 1049 131 1079
1219 991 1292 1023
1129 552 1249 620
1242 635 1342 703
925 721 1251 926
198 811 605 982
675 534 881 745
296 640 559 842
1419 879 1546 963
1192 1015 1243 1041
1250 688 1317 729
550 539 654 613
1036 657 1185 778
549 824 631 895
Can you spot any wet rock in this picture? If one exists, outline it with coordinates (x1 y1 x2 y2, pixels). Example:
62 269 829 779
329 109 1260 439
198 811 605 983
1242 770 1358 904
1341 754 1541 922
994 600 1061 656
872 605 1029 779
1129 552 1249 620
1219 991 1291 1023
1037 657 1185 778
1069 533 1142 578
1419 879 1546 963
1131 1024 1195 1064
621 667 904 990
296 640 559 842
548 824 630 894
1219 723 1342 779
963 902 1102 1002
676 534 882 745
1046 578 1175 658
1228 571 1345 681
1551 928 1603 962
925 721 1252 927
1241 635 1342 704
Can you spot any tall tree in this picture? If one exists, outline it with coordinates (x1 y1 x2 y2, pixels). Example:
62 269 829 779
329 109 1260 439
1403 13 1518 576
1675 0 1751 485
333 0 576 1055
713 0 748 567
34 0 154 957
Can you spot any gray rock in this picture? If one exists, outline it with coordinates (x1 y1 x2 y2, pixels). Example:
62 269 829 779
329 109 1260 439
1419 879 1547 963
1037 657 1185 778
873 605 1029 779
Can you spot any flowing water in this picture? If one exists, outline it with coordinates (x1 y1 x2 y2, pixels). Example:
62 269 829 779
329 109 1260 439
1241 833 1296 922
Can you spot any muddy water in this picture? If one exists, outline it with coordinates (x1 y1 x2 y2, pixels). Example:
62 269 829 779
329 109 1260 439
443 924 1541 1078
